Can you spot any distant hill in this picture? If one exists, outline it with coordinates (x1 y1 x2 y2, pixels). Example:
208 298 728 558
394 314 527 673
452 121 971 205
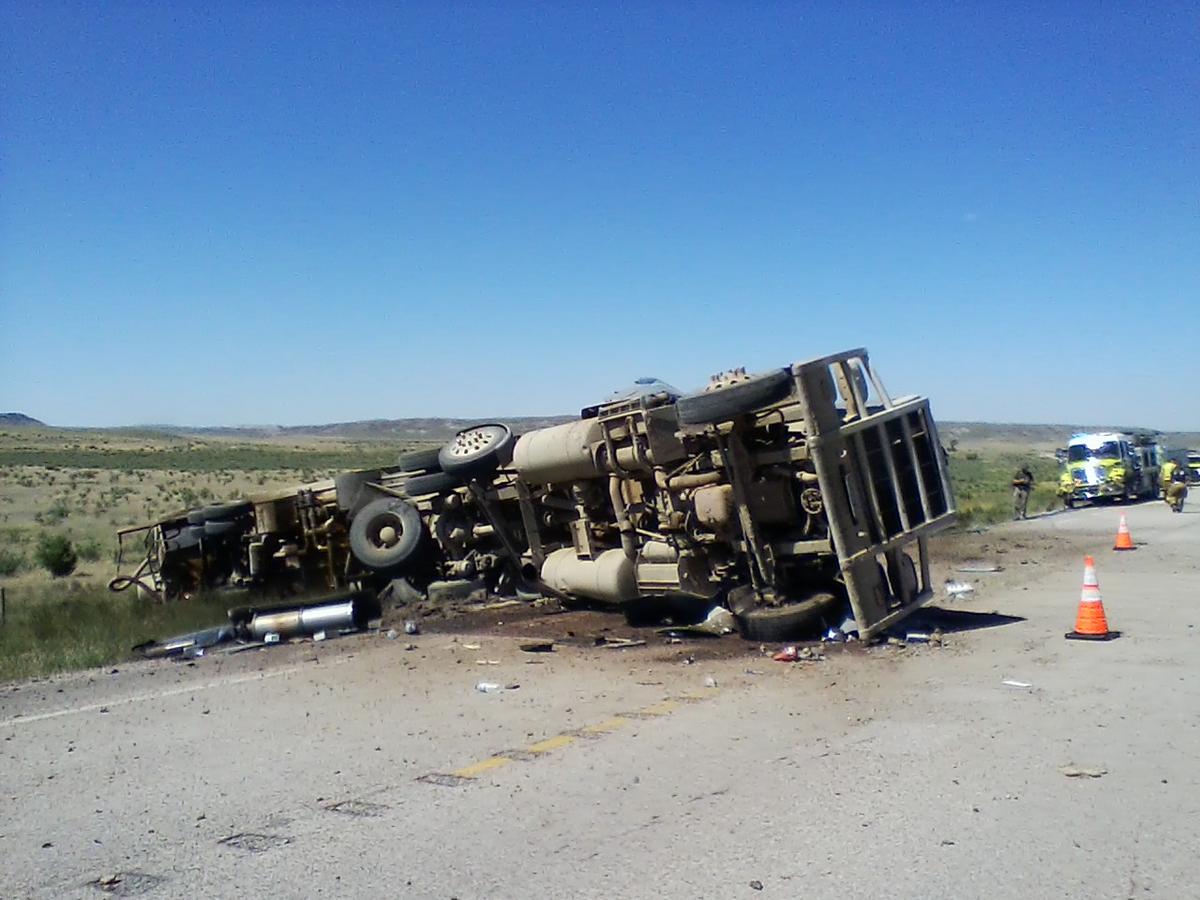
131 416 576 443
940 422 1200 452
0 413 45 428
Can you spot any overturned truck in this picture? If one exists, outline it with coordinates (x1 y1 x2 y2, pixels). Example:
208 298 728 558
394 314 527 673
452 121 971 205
111 349 956 641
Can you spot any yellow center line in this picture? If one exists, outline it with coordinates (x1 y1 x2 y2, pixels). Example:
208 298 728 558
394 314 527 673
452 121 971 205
450 756 513 779
580 716 629 735
526 734 576 754
637 700 678 717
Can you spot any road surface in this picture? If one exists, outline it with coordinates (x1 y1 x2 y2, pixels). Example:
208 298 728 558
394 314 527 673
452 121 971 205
2 498 1197 898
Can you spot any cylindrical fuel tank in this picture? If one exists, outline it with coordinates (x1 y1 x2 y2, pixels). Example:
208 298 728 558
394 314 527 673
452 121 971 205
247 599 357 639
539 547 637 603
512 420 603 484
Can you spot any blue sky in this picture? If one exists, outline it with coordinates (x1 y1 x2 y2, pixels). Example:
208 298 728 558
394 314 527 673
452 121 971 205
2 2 1197 429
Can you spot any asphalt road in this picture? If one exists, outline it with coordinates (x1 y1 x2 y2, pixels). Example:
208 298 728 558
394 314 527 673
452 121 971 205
3 497 1198 899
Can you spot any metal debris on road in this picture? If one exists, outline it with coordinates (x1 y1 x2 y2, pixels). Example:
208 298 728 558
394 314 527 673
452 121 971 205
656 606 736 637
1059 764 1108 778
957 562 1004 573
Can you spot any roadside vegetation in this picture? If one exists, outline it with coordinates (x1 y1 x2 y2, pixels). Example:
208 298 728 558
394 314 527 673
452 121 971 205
0 583 233 683
946 450 1062 527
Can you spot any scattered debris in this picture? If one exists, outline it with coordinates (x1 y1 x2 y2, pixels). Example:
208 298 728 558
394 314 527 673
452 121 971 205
475 682 519 693
1059 764 1107 779
657 606 736 637
385 629 399 640
749 880 764 891
403 620 420 635
904 630 944 645
956 562 1003 573
132 624 235 660
519 641 554 653
462 643 482 651
597 637 645 649
772 645 822 662
703 676 718 688
1001 679 1032 688
263 633 281 644
312 631 326 642
944 580 976 598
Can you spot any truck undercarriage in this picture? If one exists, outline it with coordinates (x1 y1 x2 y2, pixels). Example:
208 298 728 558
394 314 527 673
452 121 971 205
112 349 956 642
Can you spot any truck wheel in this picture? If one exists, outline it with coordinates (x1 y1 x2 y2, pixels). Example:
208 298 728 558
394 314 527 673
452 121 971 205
676 369 792 426
198 502 253 522
349 497 425 572
402 471 461 497
438 424 515 479
398 447 443 473
735 591 843 642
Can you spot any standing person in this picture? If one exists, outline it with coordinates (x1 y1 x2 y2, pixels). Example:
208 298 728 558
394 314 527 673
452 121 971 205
1012 465 1035 520
1166 462 1188 513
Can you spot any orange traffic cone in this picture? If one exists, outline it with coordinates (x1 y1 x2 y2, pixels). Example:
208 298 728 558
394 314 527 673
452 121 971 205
1065 556 1120 641
1113 514 1135 551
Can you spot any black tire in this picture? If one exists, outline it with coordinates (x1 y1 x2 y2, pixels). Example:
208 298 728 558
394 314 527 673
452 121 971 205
438 424 515 479
735 591 844 642
888 553 918 605
348 496 425 573
164 525 205 552
335 470 382 512
203 519 240 539
402 470 461 497
398 447 443 473
199 502 253 522
675 369 792 426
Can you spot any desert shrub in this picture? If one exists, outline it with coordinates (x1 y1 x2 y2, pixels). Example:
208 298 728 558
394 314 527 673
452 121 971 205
76 537 104 562
0 548 25 576
34 533 77 577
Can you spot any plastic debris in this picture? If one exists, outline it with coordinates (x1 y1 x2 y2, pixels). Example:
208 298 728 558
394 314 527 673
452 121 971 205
703 675 718 688
1002 679 1032 688
956 562 1003 573
475 682 519 693
312 631 326 642
385 629 399 640
263 633 280 644
403 620 420 635
944 580 975 597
